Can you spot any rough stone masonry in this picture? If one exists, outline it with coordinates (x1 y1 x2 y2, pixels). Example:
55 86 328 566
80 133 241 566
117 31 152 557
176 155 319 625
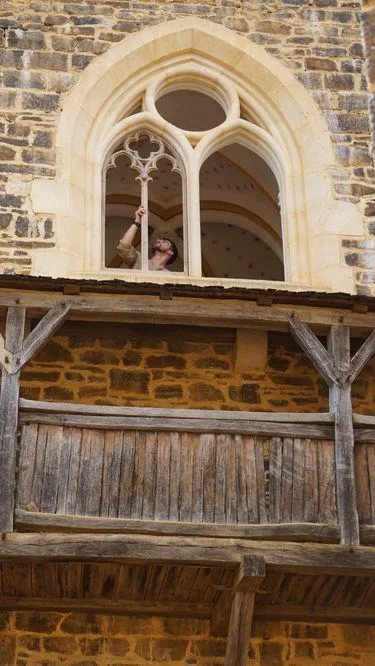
0 0 374 291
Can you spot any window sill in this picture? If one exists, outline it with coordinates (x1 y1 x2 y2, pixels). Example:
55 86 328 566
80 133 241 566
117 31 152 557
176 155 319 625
79 269 334 294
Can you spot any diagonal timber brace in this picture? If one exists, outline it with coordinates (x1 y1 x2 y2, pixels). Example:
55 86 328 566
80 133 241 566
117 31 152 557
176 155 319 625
0 301 72 375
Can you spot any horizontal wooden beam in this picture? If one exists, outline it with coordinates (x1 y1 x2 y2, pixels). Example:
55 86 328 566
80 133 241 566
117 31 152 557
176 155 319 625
254 604 375 624
18 411 334 439
353 413 375 426
1 534 375 576
19 399 334 424
360 525 375 545
0 595 372 625
0 596 212 619
15 511 341 543
0 289 375 331
354 429 375 442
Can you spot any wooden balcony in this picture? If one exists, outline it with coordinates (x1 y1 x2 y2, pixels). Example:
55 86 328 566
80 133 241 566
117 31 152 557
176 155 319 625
0 283 374 663
11 399 375 547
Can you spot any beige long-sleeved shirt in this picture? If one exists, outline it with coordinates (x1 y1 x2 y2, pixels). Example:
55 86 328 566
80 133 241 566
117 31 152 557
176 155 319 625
116 241 168 271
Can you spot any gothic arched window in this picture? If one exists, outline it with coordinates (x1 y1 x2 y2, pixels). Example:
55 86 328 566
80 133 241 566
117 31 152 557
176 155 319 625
103 65 284 281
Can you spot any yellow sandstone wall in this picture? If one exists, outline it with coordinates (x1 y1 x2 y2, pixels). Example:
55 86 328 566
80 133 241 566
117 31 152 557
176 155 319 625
20 322 374 413
0 612 374 665
0 0 374 292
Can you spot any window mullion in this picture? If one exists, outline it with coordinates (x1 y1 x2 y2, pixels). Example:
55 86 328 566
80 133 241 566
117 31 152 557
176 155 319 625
187 158 202 278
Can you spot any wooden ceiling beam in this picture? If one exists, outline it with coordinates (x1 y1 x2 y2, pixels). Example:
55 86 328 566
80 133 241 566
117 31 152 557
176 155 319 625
1 534 375 577
0 596 213 619
254 604 375 624
0 289 375 331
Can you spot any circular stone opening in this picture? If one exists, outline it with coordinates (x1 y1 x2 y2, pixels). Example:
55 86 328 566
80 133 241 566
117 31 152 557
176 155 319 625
155 90 226 132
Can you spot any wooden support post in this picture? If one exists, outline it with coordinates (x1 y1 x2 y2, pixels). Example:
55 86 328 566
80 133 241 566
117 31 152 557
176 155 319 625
0 307 25 532
289 318 375 547
224 556 266 666
328 326 359 546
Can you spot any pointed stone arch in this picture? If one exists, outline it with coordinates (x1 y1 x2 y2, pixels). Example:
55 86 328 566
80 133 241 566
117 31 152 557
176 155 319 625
30 17 362 291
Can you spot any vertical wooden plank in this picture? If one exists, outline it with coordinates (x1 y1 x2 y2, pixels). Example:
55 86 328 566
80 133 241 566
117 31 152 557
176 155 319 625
87 430 105 517
355 444 371 524
30 424 48 510
214 434 226 524
304 439 318 523
154 432 171 521
65 428 82 516
100 430 123 518
74 429 91 516
118 430 136 519
280 437 293 523
179 432 193 522
243 437 258 524
40 426 63 514
236 435 249 525
131 431 146 520
255 438 268 524
366 444 375 525
191 433 203 523
168 433 180 522
142 432 157 520
328 325 359 546
225 434 237 524
291 438 304 523
56 427 73 515
0 307 25 532
269 437 282 523
318 440 337 525
16 424 39 508
202 433 216 524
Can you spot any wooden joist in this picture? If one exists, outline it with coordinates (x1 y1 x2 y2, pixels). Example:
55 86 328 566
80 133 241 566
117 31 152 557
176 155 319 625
254 605 375 624
0 596 213 618
0 534 375 577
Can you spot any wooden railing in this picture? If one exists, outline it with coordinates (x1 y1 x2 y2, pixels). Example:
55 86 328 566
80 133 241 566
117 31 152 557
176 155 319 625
14 398 375 546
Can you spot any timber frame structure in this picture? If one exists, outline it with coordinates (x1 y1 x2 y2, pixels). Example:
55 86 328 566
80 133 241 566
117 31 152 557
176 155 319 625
0 277 375 665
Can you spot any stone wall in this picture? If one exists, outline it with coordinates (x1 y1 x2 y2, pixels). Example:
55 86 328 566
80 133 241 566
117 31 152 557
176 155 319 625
0 0 374 292
19 322 374 413
1 611 374 665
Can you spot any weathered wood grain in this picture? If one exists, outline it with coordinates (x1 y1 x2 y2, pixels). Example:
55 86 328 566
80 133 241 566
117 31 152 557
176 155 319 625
328 326 359 546
3 288 375 331
19 301 71 370
224 592 255 666
347 328 375 383
18 411 334 439
14 510 340 542
0 307 25 532
19 398 334 423
355 445 372 524
3 534 375 576
0 595 213 618
317 440 337 525
288 316 339 386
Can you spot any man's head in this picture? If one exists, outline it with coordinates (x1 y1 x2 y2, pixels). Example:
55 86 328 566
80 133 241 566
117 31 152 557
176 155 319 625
151 237 178 265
